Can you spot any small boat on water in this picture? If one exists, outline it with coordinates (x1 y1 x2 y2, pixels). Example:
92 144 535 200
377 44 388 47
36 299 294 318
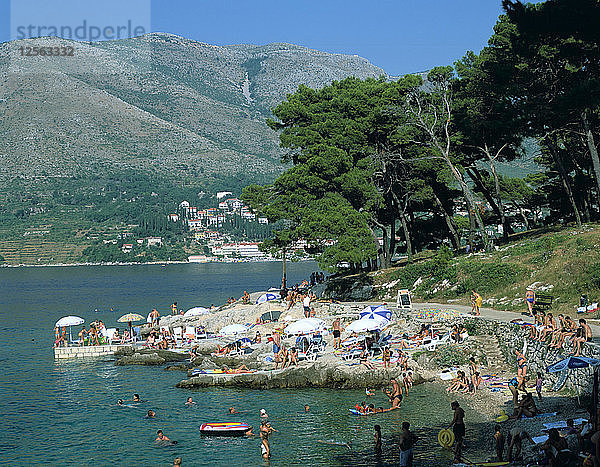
199 422 252 436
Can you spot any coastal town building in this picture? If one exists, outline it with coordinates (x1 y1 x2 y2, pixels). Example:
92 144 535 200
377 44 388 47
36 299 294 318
211 242 262 257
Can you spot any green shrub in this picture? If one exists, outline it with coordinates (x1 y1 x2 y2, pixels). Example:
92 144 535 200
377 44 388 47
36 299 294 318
433 344 468 367
458 261 525 294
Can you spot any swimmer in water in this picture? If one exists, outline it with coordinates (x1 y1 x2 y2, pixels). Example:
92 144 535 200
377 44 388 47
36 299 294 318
118 399 124 406
133 394 141 402
304 404 310 413
146 410 156 418
185 397 196 406
155 430 170 442
229 406 238 414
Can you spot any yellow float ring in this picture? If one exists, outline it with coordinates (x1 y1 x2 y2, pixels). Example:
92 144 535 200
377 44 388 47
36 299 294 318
438 428 455 448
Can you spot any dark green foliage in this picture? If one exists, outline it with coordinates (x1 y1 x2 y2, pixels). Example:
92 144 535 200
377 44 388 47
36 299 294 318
457 262 525 294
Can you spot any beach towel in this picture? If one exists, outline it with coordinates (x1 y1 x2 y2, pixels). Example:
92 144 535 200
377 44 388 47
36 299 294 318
543 418 587 430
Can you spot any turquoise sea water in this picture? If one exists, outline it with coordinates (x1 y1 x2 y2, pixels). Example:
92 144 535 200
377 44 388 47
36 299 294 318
0 262 491 466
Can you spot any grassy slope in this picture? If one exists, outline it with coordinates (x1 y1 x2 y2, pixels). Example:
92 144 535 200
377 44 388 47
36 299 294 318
373 224 600 316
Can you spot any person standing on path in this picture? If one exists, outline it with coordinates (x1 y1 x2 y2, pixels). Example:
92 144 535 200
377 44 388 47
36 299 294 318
525 288 536 315
448 401 465 463
471 290 482 316
398 421 416 466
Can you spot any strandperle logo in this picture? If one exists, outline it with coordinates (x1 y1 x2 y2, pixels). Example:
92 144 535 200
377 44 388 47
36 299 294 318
14 20 147 42
10 0 151 42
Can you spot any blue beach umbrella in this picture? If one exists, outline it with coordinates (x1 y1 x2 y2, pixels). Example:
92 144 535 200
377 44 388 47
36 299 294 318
255 292 281 304
360 305 392 321
546 356 600 373
547 356 600 404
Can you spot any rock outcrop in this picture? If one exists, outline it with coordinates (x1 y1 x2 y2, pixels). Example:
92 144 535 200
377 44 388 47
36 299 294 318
114 349 188 366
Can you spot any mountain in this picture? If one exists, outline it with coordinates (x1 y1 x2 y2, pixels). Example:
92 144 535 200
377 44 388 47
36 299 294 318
0 33 387 188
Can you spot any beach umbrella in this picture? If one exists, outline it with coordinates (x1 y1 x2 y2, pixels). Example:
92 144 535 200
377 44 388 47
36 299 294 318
55 316 85 342
546 356 600 373
220 324 247 336
255 292 281 304
184 307 209 317
414 307 461 322
284 318 326 336
345 317 391 333
360 305 392 321
547 356 600 404
117 313 144 339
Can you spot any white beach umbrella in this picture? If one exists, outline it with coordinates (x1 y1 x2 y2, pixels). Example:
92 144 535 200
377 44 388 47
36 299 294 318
184 307 209 317
55 316 85 342
220 324 248 336
284 318 326 336
345 316 391 333
55 316 85 327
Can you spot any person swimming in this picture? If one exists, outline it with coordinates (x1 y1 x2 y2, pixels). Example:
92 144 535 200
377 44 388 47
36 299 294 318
229 406 238 414
133 394 141 402
155 430 177 446
185 397 196 406
304 404 310 413
146 410 156 418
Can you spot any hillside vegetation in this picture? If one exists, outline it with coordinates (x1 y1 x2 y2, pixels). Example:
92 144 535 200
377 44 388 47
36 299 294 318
373 224 600 315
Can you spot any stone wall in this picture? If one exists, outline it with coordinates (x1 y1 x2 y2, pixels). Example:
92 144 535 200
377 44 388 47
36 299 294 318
457 316 600 395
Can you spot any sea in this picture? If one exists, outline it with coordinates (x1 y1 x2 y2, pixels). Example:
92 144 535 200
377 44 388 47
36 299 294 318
0 262 491 466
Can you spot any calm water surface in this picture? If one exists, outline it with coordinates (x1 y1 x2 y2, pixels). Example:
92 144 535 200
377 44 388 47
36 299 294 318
0 262 491 466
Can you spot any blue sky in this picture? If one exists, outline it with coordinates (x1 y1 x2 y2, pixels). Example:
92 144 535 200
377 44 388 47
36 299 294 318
0 0 537 76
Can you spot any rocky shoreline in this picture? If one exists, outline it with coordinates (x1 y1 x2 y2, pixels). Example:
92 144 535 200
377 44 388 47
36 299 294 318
110 295 597 464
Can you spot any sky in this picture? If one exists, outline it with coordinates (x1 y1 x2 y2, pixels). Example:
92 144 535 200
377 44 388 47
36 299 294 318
0 0 540 76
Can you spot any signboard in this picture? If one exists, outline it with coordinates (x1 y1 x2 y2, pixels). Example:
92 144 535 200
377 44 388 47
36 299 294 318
397 289 412 309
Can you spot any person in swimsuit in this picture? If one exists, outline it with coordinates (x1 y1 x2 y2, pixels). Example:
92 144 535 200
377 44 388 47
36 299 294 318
448 401 465 463
146 410 155 418
525 288 536 315
260 420 277 458
539 313 556 342
398 421 416 467
171 302 178 316
573 318 593 356
384 379 402 408
515 350 527 388
493 425 505 461
507 427 534 462
185 397 196 406
155 430 170 442
383 347 391 369
332 318 341 349
78 326 88 346
471 290 482 316
374 424 382 454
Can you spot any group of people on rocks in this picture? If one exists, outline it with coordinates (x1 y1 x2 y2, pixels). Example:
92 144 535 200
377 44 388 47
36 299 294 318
529 310 593 356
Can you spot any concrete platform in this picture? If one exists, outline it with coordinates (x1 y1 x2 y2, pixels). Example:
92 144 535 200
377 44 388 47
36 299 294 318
54 344 133 359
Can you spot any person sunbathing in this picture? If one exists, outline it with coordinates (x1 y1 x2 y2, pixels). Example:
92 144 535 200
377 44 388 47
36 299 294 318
447 373 461 392
223 364 252 374
511 393 538 419
112 329 122 344
539 313 556 342
548 314 566 347
530 311 543 340
360 349 376 370
573 319 593 356
551 316 578 349
287 347 299 367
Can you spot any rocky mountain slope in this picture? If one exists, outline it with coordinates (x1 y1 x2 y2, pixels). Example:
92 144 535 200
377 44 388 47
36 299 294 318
0 33 386 187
